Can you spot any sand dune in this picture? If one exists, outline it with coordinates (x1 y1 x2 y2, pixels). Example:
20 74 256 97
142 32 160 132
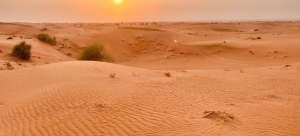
1 21 300 70
1 21 300 135
1 61 300 135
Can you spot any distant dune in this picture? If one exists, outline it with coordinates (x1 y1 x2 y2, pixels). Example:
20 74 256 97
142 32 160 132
1 21 300 135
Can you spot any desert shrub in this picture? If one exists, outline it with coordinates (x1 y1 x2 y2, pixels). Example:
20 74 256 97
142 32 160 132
6 62 14 70
110 73 116 78
80 43 113 62
164 72 171 77
37 33 57 45
41 28 48 31
12 41 31 60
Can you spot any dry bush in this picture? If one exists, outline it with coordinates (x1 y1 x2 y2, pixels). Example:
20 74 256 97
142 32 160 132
164 72 171 77
80 43 113 62
5 62 14 70
41 28 48 31
12 41 32 60
110 73 116 78
37 33 57 45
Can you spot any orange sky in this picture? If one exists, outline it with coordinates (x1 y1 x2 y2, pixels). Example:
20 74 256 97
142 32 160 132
0 0 300 22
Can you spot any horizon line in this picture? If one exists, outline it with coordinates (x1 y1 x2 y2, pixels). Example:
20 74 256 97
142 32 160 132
1 18 300 24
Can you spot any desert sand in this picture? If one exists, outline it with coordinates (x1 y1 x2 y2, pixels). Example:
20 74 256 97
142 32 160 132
0 21 300 136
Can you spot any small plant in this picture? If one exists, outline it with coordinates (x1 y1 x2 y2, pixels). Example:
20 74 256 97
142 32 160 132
80 43 113 62
249 51 254 55
41 28 48 31
37 33 57 45
224 69 230 71
5 62 14 70
164 72 171 77
254 29 259 31
110 73 116 78
11 41 32 60
257 37 262 39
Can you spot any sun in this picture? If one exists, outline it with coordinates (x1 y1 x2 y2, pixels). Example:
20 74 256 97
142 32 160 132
115 0 122 4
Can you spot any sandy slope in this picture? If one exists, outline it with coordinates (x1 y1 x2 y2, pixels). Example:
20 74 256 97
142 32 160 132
0 61 300 136
0 21 300 135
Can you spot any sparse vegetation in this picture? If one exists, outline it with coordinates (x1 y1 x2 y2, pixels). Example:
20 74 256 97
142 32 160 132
224 69 230 71
164 72 171 77
41 28 48 31
5 62 14 70
36 33 57 45
80 43 113 62
11 41 32 60
110 73 116 78
249 51 254 55
254 29 259 31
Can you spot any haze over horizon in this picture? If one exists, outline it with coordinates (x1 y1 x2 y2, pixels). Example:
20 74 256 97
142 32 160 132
0 0 300 23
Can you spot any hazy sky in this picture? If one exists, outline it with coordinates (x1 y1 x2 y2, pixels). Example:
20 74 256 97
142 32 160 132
0 0 299 22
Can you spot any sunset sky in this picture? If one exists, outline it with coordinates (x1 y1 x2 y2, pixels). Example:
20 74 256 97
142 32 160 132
0 0 299 22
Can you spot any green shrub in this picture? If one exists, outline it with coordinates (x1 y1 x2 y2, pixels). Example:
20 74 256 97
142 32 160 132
80 43 113 62
12 41 32 60
37 33 57 45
